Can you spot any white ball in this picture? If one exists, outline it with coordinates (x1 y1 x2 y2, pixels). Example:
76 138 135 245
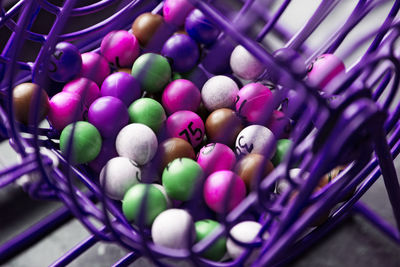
230 45 265 80
152 209 195 249
116 123 158 165
235 125 276 158
152 184 173 208
201 75 239 111
99 157 141 200
226 221 269 260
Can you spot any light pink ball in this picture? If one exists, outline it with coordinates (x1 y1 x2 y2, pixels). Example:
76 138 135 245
48 91 83 131
162 79 200 114
307 54 345 90
163 0 194 26
230 45 265 80
62 77 100 109
80 52 110 86
197 143 236 176
203 170 246 213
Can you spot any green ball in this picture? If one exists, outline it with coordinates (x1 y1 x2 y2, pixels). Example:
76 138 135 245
131 53 171 93
172 72 183 80
128 98 166 133
162 158 204 201
272 139 292 166
122 183 167 226
195 219 227 261
59 121 102 164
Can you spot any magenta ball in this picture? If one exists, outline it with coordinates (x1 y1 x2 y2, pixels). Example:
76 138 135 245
48 92 83 131
307 54 345 91
63 77 100 109
101 30 140 68
162 79 200 114
80 52 110 86
101 72 141 106
88 138 118 173
88 96 129 138
266 110 291 139
203 170 246 213
197 143 236 176
163 0 194 26
236 83 273 124
166 110 204 147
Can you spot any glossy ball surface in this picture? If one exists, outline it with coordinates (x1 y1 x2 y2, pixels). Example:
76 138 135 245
80 52 110 86
180 66 208 89
116 123 158 165
59 121 102 164
195 219 227 261
101 72 141 106
101 30 139 68
203 170 246 213
205 108 243 146
63 78 100 109
48 42 82 82
131 13 164 47
185 9 220 46
271 139 292 166
201 75 239 111
197 143 236 176
162 79 200 114
163 0 194 26
307 54 345 91
128 98 166 133
235 154 274 190
88 138 118 173
230 45 265 80
161 34 199 72
152 184 173 208
48 91 83 131
235 125 276 158
166 110 205 147
266 110 291 139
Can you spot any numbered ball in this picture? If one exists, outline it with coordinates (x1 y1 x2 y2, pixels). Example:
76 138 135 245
307 54 345 91
122 183 167 226
162 79 200 114
48 91 83 131
131 53 171 93
230 45 265 80
235 154 274 190
101 30 139 68
132 13 164 47
88 96 129 138
101 72 141 107
128 98 166 133
152 209 195 249
13 83 49 125
48 42 82 82
235 125 276 158
205 108 243 146
80 52 110 86
235 83 273 124
162 158 204 201
63 78 100 109
100 157 141 200
163 0 194 26
59 121 102 164
185 9 220 46
116 123 158 165
266 110 291 139
161 34 199 72
271 139 292 166
166 110 205 147
88 138 118 173
201 75 239 111
197 143 236 176
195 219 227 261
203 170 246 213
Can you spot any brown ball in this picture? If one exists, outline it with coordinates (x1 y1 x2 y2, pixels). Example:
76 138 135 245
205 108 243 147
118 68 131 74
13 83 49 125
235 154 274 190
318 165 346 188
132 13 164 47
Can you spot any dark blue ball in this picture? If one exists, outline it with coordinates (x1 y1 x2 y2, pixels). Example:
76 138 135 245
185 9 220 46
161 34 199 72
48 42 82 83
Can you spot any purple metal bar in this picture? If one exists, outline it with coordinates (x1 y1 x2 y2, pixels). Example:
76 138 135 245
112 252 140 267
36 0 118 16
256 0 291 42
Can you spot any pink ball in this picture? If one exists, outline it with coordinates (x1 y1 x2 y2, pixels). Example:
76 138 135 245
203 170 246 213
162 79 200 114
307 54 345 91
48 92 83 131
163 0 194 26
80 52 110 86
235 83 273 124
266 110 291 139
101 30 140 68
63 77 100 109
166 110 204 147
197 143 236 176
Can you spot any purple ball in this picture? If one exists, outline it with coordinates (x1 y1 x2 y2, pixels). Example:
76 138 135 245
88 138 118 173
162 79 200 114
101 72 141 106
88 96 129 138
185 9 220 46
48 42 82 82
161 34 199 72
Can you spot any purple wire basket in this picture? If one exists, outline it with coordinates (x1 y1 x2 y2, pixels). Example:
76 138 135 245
1 0 400 266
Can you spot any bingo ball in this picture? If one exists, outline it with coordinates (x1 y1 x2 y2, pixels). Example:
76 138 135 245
162 158 204 201
307 54 345 91
48 91 83 131
100 157 141 200
131 53 171 93
161 34 199 72
205 108 243 146
128 98 166 133
197 143 236 176
152 209 195 249
80 52 110 86
88 96 129 138
166 110 205 147
116 123 158 165
185 9 220 46
180 66 209 89
271 139 292 166
235 83 273 124
201 75 239 111
230 45 265 80
163 0 194 26
63 77 100 109
195 219 227 261
48 42 82 82
266 110 291 139
273 48 306 78
235 154 274 190
101 72 141 106
152 184 173 208
59 121 102 164
122 183 167 226
13 83 49 125
100 30 139 68
88 138 118 173
235 125 276 158
201 36 235 75
203 170 246 213
162 79 201 114
131 13 164 47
